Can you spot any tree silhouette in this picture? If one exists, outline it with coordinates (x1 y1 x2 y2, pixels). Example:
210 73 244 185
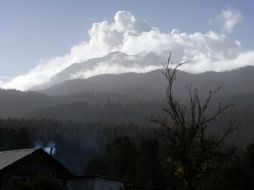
152 54 238 190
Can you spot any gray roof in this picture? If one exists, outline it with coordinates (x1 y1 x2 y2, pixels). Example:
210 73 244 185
0 148 39 170
71 175 128 182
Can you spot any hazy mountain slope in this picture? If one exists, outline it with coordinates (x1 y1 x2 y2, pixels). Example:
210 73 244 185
24 92 254 146
40 71 167 99
0 90 56 118
53 92 136 105
25 100 162 123
40 66 254 99
54 52 161 80
31 51 162 90
0 89 135 118
26 92 254 125
1 65 254 120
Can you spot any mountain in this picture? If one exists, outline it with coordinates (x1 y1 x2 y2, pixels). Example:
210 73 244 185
53 92 135 105
25 100 162 124
0 89 136 118
23 91 254 146
1 65 254 119
40 66 254 99
32 51 163 90
1 66 254 146
39 70 167 99
0 89 56 118
31 50 254 99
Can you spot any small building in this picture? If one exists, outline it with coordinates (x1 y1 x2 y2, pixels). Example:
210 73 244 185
0 148 127 190
0 148 73 188
66 175 127 190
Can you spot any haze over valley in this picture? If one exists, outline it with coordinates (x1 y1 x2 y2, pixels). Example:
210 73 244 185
1 1 254 189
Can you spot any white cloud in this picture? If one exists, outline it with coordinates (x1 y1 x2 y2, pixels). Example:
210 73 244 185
181 51 254 73
1 10 253 91
218 8 242 33
69 63 160 80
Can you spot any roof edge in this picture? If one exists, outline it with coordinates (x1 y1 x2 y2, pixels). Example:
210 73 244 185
0 147 40 154
70 175 128 182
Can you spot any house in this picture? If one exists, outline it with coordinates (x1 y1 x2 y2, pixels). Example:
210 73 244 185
0 148 73 188
66 175 126 190
0 148 127 190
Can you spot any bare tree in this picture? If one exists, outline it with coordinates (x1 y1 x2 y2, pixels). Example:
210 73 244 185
152 54 238 190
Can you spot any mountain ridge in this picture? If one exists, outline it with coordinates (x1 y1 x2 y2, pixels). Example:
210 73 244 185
39 65 254 99
31 51 163 90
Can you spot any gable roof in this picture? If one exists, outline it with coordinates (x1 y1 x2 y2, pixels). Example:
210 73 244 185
0 148 40 170
71 175 128 182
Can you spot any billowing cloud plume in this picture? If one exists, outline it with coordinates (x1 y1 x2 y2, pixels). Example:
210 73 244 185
0 10 253 91
218 8 242 33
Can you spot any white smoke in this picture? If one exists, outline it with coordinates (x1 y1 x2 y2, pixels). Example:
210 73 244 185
34 141 56 155
1 9 253 91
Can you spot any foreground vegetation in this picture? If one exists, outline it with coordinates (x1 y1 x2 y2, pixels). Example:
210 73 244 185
1 58 254 189
1 121 254 190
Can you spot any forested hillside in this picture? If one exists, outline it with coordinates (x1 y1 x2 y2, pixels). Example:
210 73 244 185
1 66 254 189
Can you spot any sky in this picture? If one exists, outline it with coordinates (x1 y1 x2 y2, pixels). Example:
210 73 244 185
0 0 254 90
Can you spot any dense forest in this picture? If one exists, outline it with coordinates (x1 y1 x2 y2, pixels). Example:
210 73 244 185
1 118 254 190
1 67 254 189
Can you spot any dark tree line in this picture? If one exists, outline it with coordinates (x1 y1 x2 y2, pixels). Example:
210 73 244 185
84 136 181 190
84 134 254 190
0 116 254 189
0 126 31 151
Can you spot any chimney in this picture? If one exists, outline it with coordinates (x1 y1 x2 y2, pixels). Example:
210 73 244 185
50 147 54 155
